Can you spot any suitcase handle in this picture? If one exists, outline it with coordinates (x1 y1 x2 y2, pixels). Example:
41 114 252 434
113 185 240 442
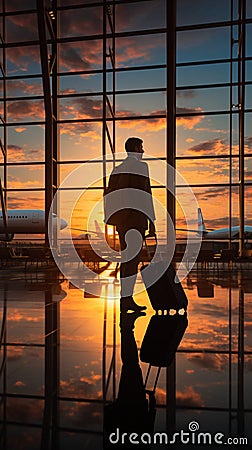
144 364 161 393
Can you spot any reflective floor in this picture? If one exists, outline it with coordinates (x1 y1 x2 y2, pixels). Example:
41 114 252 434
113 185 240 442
0 263 252 449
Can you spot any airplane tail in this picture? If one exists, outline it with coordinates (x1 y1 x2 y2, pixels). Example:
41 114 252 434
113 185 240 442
94 219 104 238
198 208 207 235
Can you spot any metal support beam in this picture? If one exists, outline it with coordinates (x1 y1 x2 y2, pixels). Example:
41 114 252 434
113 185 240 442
41 287 60 450
51 0 59 250
237 285 244 436
37 0 58 248
238 0 246 256
2 0 7 212
166 0 177 435
103 0 116 242
167 0 176 245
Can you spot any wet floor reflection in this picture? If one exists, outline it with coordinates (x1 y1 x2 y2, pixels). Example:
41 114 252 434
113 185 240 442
104 311 156 449
0 265 252 448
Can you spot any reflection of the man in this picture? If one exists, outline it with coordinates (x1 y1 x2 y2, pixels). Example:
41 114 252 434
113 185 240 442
104 309 188 448
104 311 155 448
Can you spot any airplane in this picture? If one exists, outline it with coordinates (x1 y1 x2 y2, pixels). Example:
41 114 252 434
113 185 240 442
179 208 252 240
0 210 68 241
71 220 110 241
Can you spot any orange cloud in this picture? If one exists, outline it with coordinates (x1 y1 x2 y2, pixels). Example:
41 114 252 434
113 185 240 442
186 353 228 372
176 386 204 407
7 144 44 162
14 127 27 133
7 100 44 121
14 380 26 387
7 347 25 362
7 80 42 96
188 138 231 155
7 176 42 189
176 107 204 129
7 46 40 73
7 309 39 323
7 194 44 210
117 107 204 132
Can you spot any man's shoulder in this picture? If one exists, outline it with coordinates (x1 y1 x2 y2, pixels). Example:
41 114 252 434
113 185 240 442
112 158 148 176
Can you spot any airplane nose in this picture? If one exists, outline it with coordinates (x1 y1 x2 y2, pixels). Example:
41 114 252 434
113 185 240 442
60 218 68 230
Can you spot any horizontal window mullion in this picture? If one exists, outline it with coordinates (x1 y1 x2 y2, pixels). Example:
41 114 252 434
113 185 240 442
176 18 252 32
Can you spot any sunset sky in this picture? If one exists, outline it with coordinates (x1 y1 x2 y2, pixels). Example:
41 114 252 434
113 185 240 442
1 0 252 239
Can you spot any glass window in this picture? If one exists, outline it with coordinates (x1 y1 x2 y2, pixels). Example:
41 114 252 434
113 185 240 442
59 6 103 38
177 62 232 87
60 0 99 4
246 60 252 82
59 162 103 187
177 86 230 113
117 68 166 91
59 122 102 161
176 185 231 227
60 95 103 121
116 33 166 69
60 73 102 94
177 0 231 26
7 125 45 163
6 190 44 209
176 158 231 185
60 187 104 236
5 0 36 12
245 84 252 109
246 24 252 57
115 0 166 33
7 78 43 98
116 92 166 116
6 347 44 395
6 13 39 43
245 185 252 226
7 98 44 123
6 45 41 76
247 0 252 18
59 40 103 72
7 165 45 189
245 113 252 152
245 157 252 183
177 27 230 64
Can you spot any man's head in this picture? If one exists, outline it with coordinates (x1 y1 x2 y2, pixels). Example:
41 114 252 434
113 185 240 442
125 137 144 155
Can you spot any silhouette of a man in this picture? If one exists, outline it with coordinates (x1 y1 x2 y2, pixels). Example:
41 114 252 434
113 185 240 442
104 137 156 312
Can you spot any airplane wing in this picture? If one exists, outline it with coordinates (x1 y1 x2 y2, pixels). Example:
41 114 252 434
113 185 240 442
69 221 105 239
69 227 98 235
176 228 199 233
176 228 215 232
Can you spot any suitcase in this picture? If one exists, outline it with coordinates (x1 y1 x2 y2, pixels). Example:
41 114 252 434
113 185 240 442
140 238 188 312
140 313 188 367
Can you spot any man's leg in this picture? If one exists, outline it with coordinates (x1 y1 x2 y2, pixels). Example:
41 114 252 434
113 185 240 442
117 227 147 312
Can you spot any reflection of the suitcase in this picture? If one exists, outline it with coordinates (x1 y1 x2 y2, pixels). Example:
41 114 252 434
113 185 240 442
140 312 188 368
140 255 188 399
197 280 214 298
